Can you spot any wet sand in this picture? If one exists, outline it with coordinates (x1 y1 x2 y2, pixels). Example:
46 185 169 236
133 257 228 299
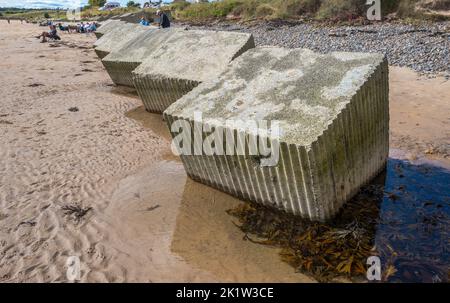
0 20 448 282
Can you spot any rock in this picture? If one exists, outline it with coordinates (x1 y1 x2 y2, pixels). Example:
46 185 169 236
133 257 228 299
93 23 150 59
101 28 178 87
164 47 389 221
132 29 255 112
95 19 125 39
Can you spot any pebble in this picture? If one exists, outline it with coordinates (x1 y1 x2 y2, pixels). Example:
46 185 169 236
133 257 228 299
182 21 450 76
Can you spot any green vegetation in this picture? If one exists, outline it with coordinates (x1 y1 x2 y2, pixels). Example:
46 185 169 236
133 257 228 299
127 1 141 8
88 0 106 7
315 0 366 20
169 0 449 22
0 8 68 21
1 0 448 23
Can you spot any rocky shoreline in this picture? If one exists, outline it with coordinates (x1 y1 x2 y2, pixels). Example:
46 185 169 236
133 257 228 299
178 21 450 77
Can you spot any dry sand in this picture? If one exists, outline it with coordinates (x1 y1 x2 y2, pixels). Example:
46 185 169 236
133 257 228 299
0 20 448 282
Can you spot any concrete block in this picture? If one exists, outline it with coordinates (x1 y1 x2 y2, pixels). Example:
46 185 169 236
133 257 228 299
94 23 149 60
101 28 179 87
117 12 142 23
163 47 389 221
132 30 255 113
94 19 124 39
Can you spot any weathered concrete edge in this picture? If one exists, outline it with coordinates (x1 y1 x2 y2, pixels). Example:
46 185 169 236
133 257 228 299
94 49 109 60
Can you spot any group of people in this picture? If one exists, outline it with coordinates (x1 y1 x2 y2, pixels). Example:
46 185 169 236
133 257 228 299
34 9 170 44
36 20 99 43
75 22 97 33
57 21 97 33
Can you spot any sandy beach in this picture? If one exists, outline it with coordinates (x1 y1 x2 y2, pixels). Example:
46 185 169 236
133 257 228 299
0 20 448 282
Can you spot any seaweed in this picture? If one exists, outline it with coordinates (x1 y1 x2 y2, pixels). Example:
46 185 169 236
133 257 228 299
61 204 92 224
227 184 383 282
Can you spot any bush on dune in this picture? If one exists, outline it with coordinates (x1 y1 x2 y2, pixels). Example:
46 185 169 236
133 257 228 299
276 0 322 17
418 0 450 10
255 3 277 19
169 0 450 21
397 0 420 17
175 0 243 19
170 0 399 21
6 0 448 23
316 0 366 20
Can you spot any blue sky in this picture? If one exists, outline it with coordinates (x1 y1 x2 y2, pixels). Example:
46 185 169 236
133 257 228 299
0 0 172 9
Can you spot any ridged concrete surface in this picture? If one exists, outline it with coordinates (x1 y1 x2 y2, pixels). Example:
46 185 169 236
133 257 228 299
133 77 200 113
101 28 176 87
132 30 255 113
164 47 389 221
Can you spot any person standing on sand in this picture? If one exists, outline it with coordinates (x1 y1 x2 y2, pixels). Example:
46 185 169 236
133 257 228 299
7 18 10 24
156 10 170 29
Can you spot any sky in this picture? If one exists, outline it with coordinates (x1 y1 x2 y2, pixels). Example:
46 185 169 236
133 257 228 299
0 0 172 9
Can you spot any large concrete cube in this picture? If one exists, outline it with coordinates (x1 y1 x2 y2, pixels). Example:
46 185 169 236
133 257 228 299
101 28 179 87
163 47 389 221
93 23 150 59
94 19 124 39
132 30 255 113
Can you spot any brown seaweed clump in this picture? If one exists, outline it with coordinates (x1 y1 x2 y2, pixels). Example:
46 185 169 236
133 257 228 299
227 184 384 282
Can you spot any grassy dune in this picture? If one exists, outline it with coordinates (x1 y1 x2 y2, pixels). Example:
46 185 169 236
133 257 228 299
170 0 450 22
1 0 449 23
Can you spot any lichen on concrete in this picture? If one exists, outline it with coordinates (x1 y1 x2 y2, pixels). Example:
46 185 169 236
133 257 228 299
164 47 389 221
132 29 255 112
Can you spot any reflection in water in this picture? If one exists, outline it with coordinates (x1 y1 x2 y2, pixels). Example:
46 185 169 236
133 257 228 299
227 157 449 282
126 109 448 282
171 178 314 282
122 109 313 281
375 158 449 282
